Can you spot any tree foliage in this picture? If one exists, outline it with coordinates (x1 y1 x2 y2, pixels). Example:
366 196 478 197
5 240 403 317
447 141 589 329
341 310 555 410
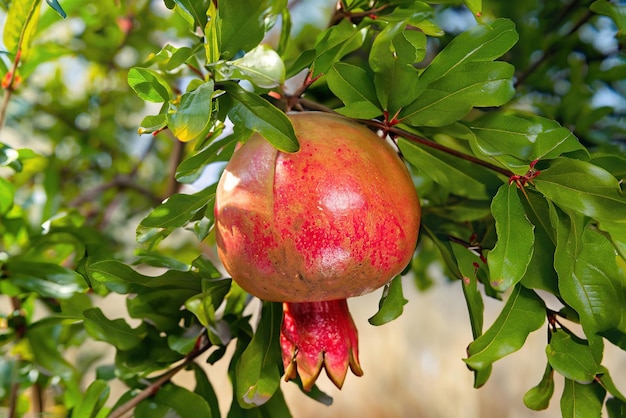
1 0 625 417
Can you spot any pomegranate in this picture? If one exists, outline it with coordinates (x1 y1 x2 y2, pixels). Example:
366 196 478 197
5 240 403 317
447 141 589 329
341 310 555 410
215 112 420 390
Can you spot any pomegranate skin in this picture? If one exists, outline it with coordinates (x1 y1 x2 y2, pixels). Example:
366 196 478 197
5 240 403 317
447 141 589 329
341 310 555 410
215 112 420 302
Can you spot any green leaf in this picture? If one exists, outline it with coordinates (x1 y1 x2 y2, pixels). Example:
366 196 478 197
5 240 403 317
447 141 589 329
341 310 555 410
128 67 172 103
205 0 220 63
45 0 67 18
535 158 626 223
397 137 499 199
140 185 216 228
313 19 365 77
219 0 283 59
85 259 203 294
487 185 535 291
451 243 486 339
191 363 221 417
221 45 286 89
0 176 15 215
83 308 147 351
607 398 626 418
597 366 626 403
171 0 209 30
469 113 586 170
176 134 237 183
418 18 518 87
3 0 41 57
5 260 86 299
368 276 408 326
137 383 212 418
167 81 214 142
127 289 197 331
465 285 546 371
398 89 471 127
222 82 299 152
27 319 76 379
71 380 110 418
590 1 626 36
137 114 166 135
560 379 605 418
464 0 482 16
326 63 381 119
552 207 623 336
523 362 555 411
547 327 602 383
235 301 283 408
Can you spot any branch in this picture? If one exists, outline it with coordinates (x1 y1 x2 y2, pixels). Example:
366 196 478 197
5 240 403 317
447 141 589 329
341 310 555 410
70 175 162 208
107 337 212 418
298 98 513 178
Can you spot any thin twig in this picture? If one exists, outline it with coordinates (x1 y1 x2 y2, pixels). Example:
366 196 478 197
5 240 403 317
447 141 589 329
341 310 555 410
298 98 513 178
107 339 211 418
165 134 186 197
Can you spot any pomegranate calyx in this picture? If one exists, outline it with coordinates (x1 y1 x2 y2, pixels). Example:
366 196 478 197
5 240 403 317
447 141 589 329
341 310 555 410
280 299 363 391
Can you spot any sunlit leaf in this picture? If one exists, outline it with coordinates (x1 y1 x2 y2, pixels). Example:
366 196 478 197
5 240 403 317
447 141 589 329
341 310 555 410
327 63 381 119
128 67 172 102
221 45 286 89
140 185 216 229
167 81 214 142
3 0 41 58
313 19 365 77
222 82 299 152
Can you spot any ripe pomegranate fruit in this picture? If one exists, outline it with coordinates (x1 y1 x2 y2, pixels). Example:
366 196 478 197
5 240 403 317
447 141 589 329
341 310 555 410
215 112 420 390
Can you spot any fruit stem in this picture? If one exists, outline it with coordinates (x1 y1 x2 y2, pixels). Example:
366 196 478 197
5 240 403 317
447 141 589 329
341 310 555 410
281 299 363 391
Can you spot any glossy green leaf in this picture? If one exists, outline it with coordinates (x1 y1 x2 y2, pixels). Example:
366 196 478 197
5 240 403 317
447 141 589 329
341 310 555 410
219 0 283 60
552 207 623 336
488 185 535 291
235 302 283 408
327 63 381 119
465 285 545 371
140 185 216 228
3 0 40 57
71 380 110 418
138 114 166 135
368 276 408 326
167 81 214 142
524 362 555 411
222 45 286 89
397 137 499 199
469 113 586 169
398 89 471 127
536 158 626 222
547 327 602 383
560 379 605 418
223 82 299 152
313 19 365 77
128 67 172 103
127 288 199 331
83 308 147 351
418 18 518 87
